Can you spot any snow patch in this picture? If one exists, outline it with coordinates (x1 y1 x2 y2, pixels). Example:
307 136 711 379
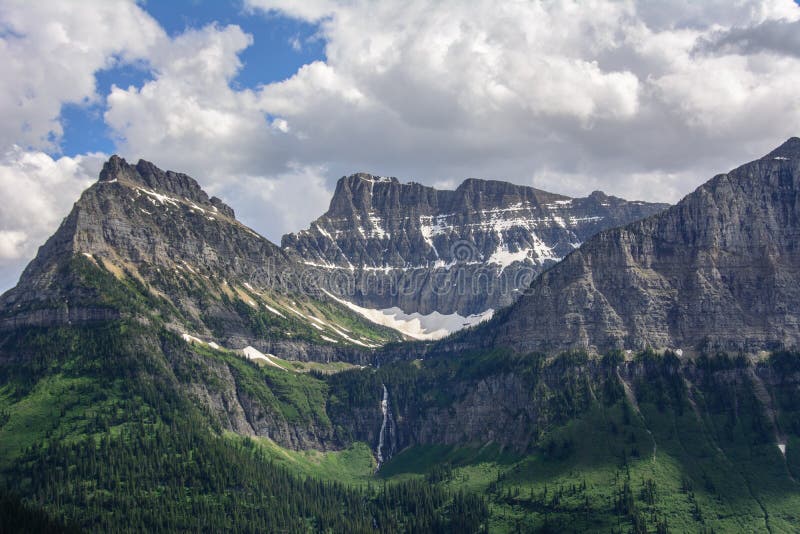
322 290 492 340
187 201 208 214
137 188 180 208
181 333 205 345
264 304 286 318
530 233 560 264
182 334 222 351
361 175 393 183
367 214 390 239
487 243 531 270
778 443 787 455
242 346 285 370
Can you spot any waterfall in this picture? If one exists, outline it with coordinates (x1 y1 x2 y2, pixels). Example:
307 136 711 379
376 383 394 470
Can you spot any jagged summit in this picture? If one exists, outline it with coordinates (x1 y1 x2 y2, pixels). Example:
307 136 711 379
283 173 668 315
765 136 800 160
346 172 399 183
0 157 399 354
1 157 282 328
98 155 234 218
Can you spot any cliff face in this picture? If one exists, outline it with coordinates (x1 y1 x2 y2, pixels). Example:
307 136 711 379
282 174 667 315
471 138 800 355
326 349 800 461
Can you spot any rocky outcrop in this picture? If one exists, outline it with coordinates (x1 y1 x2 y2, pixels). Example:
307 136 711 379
466 138 800 355
1 156 281 311
282 174 667 315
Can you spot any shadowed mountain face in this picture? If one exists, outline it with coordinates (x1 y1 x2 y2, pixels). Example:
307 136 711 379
282 175 667 315
463 138 800 355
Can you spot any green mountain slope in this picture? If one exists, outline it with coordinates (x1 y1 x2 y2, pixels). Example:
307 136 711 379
365 349 800 532
0 317 491 532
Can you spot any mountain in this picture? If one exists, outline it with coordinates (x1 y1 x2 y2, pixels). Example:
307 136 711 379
0 156 402 361
2 145 800 533
282 174 668 317
459 138 800 356
0 155 494 532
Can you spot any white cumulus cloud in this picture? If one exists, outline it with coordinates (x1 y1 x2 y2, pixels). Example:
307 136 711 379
0 0 164 151
3 0 800 291
0 147 104 288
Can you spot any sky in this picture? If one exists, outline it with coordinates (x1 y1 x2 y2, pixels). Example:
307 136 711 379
1 0 800 291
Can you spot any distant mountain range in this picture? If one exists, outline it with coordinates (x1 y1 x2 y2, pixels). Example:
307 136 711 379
5 140 800 356
283 174 667 318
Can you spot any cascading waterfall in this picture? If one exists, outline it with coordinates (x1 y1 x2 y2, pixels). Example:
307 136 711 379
375 383 394 470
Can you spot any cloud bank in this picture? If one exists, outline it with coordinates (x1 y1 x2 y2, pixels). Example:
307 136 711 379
1 0 800 289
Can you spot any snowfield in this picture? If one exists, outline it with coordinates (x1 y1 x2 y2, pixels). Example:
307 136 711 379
322 290 493 340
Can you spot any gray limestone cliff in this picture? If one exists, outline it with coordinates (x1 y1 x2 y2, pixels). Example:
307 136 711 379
282 174 667 315
464 138 800 355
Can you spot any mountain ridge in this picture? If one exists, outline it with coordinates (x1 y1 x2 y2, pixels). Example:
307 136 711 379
1 142 800 533
445 137 800 355
282 172 668 316
0 156 402 361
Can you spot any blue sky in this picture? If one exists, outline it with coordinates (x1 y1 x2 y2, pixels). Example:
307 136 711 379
59 0 325 158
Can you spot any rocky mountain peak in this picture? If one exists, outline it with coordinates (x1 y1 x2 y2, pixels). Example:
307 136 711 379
328 173 404 216
283 173 668 316
98 155 234 218
463 137 800 355
765 136 800 160
0 157 273 326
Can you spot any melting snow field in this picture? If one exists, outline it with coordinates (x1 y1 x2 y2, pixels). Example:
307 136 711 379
323 290 493 340
242 346 286 370
180 334 287 371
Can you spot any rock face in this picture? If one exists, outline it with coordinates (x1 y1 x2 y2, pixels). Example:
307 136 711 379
0 156 400 359
471 138 800 355
2 156 271 308
368 352 800 457
282 174 667 315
